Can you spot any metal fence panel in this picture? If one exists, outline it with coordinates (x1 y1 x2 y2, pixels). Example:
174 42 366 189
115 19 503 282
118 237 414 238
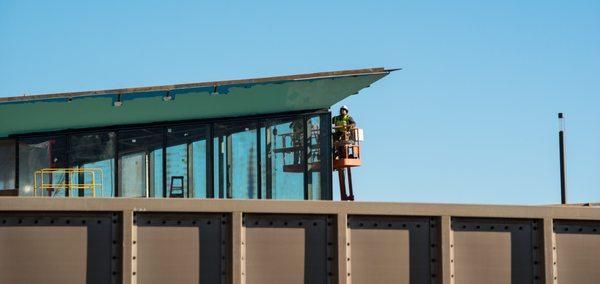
243 214 334 283
0 212 120 284
452 218 543 284
347 216 438 283
134 213 229 284
554 220 600 284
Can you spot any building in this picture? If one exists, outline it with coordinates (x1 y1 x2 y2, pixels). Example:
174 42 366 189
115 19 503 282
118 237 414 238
0 67 390 200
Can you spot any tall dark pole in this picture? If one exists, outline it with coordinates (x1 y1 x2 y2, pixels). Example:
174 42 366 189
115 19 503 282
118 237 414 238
558 113 567 204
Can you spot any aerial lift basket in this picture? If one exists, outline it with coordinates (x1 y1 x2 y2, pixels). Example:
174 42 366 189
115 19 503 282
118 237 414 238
333 127 363 201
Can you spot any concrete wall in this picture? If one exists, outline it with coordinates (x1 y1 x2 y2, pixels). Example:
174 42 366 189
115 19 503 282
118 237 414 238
0 198 599 283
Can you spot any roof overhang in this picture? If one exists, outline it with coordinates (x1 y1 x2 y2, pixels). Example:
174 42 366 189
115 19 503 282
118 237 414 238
0 67 394 138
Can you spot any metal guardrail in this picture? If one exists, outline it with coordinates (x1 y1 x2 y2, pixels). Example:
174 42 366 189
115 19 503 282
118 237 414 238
33 168 103 197
332 126 363 145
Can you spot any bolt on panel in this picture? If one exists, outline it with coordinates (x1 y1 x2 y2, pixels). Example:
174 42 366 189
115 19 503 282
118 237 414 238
451 218 543 284
134 213 230 284
0 212 121 284
554 220 600 284
243 214 335 284
347 216 439 284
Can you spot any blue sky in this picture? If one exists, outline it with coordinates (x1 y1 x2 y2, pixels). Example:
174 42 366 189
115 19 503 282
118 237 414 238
1 1 598 204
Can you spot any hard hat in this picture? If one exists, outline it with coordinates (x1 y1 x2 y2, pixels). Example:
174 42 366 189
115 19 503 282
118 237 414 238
340 105 349 111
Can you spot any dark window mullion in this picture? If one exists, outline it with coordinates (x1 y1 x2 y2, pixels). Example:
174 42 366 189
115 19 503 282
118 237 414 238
322 112 333 200
218 136 224 199
303 115 309 200
162 127 167 198
256 119 262 199
65 135 70 197
15 138 19 191
206 124 214 198
114 131 120 197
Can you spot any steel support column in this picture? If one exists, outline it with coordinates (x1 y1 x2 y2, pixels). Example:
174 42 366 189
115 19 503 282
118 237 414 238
337 213 350 284
543 218 557 283
232 212 244 284
122 210 137 284
441 216 454 284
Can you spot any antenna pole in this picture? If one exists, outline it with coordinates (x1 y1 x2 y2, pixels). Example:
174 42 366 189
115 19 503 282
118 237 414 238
558 113 567 204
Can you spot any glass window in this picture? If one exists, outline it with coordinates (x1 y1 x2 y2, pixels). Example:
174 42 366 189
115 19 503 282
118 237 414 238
307 114 332 200
0 140 16 190
118 128 163 197
166 124 210 198
69 132 116 197
213 121 258 199
19 136 67 197
260 117 305 200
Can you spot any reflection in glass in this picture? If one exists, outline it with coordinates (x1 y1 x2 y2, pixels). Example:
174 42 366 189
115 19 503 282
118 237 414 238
166 125 209 198
0 140 16 190
260 117 305 200
214 121 257 199
306 116 321 200
118 128 163 197
19 136 67 196
69 132 116 197
308 114 332 200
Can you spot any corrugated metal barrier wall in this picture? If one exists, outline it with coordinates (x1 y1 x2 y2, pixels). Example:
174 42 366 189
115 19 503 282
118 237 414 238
0 198 599 283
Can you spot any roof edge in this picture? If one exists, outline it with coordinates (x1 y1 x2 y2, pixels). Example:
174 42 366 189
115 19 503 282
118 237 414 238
0 67 392 103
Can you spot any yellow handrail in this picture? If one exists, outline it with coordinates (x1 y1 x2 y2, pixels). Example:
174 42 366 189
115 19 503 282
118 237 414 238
33 168 103 197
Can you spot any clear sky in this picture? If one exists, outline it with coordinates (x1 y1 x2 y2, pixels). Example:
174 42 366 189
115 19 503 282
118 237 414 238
1 1 598 204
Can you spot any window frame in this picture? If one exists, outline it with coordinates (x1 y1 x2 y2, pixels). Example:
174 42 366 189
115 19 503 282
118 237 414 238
0 138 17 191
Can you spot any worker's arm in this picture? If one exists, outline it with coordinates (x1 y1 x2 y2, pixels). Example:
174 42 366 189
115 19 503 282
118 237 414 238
347 116 356 128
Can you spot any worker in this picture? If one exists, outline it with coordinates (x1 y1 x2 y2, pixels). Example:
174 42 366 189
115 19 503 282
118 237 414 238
332 105 356 141
332 105 356 158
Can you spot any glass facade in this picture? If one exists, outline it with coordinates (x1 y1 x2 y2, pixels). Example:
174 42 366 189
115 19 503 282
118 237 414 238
19 136 67 196
260 117 305 199
213 121 258 199
10 111 331 200
0 140 16 190
307 115 332 200
118 128 163 198
69 132 116 197
166 125 210 198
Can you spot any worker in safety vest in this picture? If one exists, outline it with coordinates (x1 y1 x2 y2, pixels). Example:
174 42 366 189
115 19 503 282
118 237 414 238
332 105 356 158
332 105 356 141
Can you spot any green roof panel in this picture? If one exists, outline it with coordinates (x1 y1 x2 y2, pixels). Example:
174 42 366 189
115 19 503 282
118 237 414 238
0 68 391 137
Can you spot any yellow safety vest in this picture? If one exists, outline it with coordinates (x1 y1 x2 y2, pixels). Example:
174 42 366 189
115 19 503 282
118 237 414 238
333 115 353 132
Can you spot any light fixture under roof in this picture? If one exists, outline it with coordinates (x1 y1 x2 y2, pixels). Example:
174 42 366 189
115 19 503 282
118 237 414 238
210 85 219 95
163 91 173 101
114 94 123 107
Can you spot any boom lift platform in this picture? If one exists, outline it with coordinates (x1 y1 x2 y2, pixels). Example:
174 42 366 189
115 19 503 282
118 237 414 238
333 127 363 201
